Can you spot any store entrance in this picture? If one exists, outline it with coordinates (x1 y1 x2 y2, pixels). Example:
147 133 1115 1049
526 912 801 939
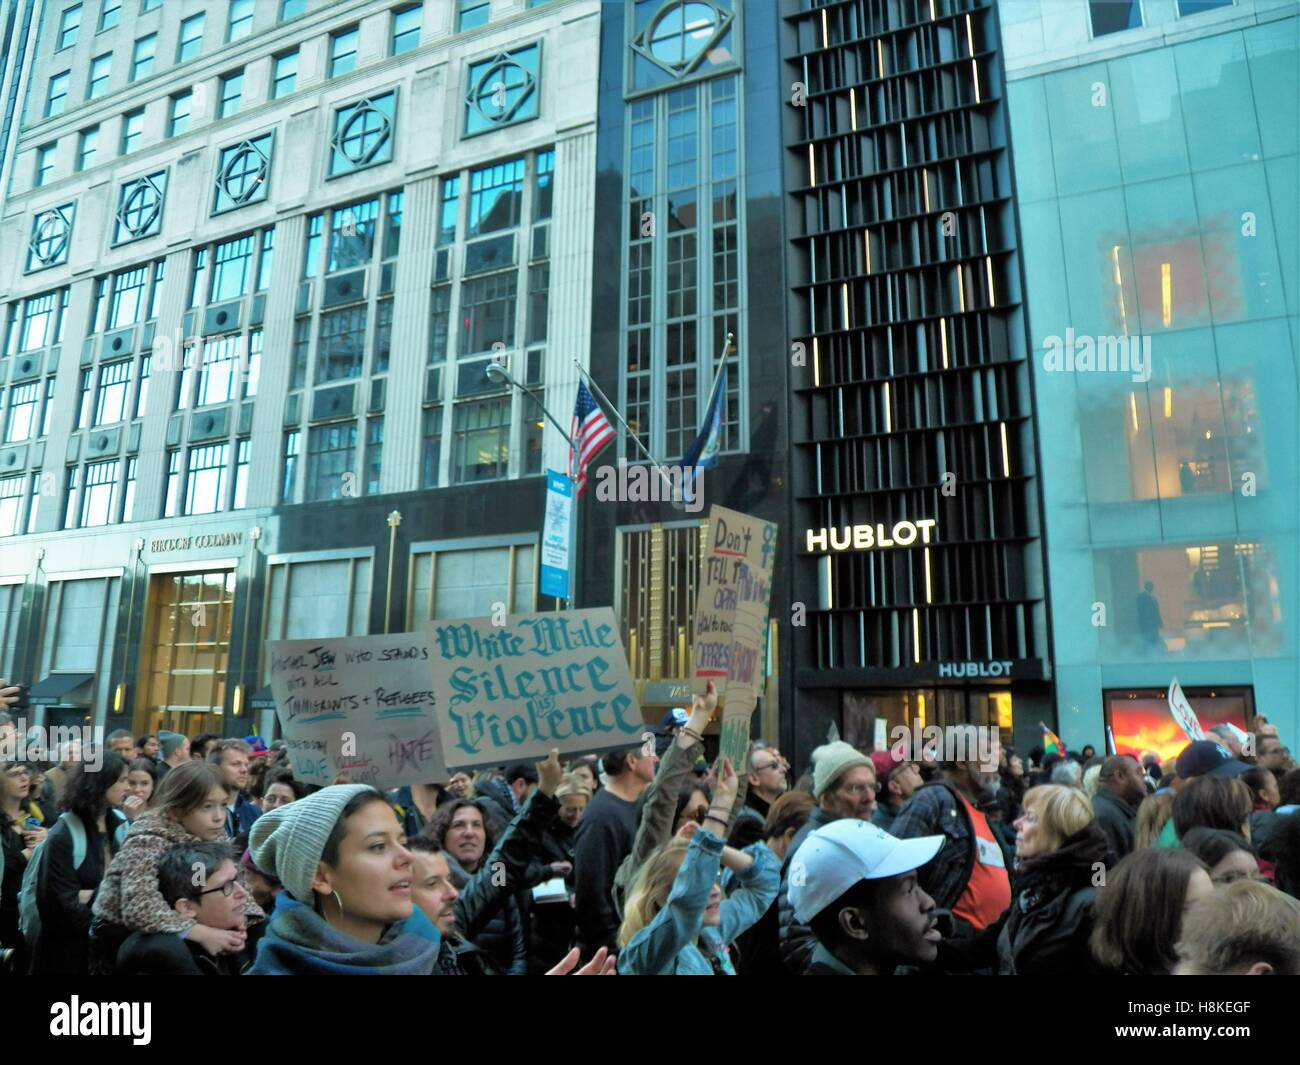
842 687 1015 751
134 569 237 738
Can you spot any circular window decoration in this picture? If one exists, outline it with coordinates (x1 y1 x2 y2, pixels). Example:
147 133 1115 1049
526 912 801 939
335 101 392 166
118 179 163 239
218 141 269 206
634 1 733 77
469 56 536 125
30 208 71 265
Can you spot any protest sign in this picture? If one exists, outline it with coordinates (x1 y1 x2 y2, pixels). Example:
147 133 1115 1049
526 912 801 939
266 633 446 789
1167 677 1206 742
427 608 643 770
692 505 778 772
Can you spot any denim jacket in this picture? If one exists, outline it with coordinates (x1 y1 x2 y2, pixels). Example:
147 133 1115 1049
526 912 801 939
617 832 780 976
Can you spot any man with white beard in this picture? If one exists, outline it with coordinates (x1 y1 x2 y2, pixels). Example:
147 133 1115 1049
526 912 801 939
890 744 1014 942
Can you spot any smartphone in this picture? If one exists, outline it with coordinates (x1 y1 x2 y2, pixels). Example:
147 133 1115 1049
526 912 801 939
24 817 41 830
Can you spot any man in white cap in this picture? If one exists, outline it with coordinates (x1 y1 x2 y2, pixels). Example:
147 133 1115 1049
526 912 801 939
789 819 944 975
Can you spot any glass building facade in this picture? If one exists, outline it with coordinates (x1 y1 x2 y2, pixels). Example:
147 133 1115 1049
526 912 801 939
1005 10 1298 747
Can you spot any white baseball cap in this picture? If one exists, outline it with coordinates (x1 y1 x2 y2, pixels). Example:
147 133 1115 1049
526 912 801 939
788 819 944 924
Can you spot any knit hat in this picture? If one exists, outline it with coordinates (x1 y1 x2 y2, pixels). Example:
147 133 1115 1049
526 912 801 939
812 741 873 799
157 731 187 760
249 784 375 904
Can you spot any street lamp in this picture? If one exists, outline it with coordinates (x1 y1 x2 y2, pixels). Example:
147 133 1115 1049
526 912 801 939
485 360 577 452
385 510 402 634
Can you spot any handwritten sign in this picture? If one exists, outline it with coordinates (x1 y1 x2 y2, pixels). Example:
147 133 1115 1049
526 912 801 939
266 634 447 789
427 608 643 770
1167 677 1206 742
692 506 778 772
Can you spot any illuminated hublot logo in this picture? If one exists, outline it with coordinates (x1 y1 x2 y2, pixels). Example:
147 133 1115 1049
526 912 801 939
806 519 937 553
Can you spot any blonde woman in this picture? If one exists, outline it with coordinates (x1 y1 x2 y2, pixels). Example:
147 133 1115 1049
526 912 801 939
1135 790 1175 849
939 784 1108 975
616 758 779 975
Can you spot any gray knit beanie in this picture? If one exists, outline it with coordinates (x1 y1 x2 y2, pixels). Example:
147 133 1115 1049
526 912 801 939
157 731 187 760
812 741 873 799
249 784 377 904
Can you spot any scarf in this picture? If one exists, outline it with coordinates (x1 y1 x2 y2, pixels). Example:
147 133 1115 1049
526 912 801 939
1012 825 1109 909
249 896 440 975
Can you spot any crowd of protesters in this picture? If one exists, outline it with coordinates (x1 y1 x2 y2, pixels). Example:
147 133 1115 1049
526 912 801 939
2 675 1299 976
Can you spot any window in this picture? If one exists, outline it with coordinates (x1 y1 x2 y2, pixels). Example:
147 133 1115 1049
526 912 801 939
3 383 40 443
1178 0 1232 10
62 466 78 528
9 291 65 353
218 71 243 118
316 306 368 383
88 53 111 99
177 13 203 61
326 197 378 271
47 72 70 116
135 353 151 416
58 6 81 50
245 329 262 395
365 417 384 493
534 148 554 219
451 396 509 483
233 439 250 509
438 176 459 245
148 259 165 319
121 457 136 522
114 171 166 242
306 422 357 501
272 50 297 98
25 471 42 532
329 27 358 78
256 231 274 291
35 144 55 187
328 93 396 176
77 127 98 171
131 33 156 80
0 476 24 537
457 0 489 32
373 298 393 374
141 0 162 11
392 5 421 55
185 444 228 515
169 91 191 136
210 233 254 302
27 205 75 271
464 44 540 136
98 0 120 32
163 449 181 516
227 0 254 42
213 134 272 213
302 214 322 278
120 108 144 154
460 272 516 355
421 405 442 488
280 0 306 19
282 431 299 502
469 158 525 237
94 360 130 425
1090 1 1142 36
194 334 243 406
104 264 148 329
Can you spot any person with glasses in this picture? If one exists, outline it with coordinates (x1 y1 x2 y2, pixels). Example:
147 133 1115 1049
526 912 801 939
117 841 258 975
736 746 789 831
777 740 878 974
1180 827 1265 885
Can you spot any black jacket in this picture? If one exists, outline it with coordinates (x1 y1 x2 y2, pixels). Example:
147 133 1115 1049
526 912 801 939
116 926 259 975
528 818 577 974
572 788 639 955
937 826 1108 976
30 812 125 975
1091 789 1138 864
776 805 839 974
890 781 1014 925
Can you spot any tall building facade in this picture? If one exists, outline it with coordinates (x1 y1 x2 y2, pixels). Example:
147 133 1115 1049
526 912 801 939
0 0 600 739
999 0 1298 756
781 0 1051 758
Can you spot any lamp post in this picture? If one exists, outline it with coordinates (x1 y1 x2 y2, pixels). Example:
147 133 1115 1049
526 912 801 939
485 361 580 607
385 510 402 634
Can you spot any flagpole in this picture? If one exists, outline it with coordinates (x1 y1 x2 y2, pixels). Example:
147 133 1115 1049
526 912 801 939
571 360 679 499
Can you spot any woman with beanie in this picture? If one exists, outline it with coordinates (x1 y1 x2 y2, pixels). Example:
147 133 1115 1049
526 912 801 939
248 784 442 975
617 758 780 975
90 760 262 973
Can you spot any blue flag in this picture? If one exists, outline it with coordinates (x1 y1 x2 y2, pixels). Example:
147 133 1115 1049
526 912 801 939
680 365 727 502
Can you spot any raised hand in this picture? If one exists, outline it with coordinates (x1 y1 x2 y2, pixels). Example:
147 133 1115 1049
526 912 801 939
537 748 563 797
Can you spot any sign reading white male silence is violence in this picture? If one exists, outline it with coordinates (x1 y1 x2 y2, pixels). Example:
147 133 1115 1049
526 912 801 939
426 607 644 770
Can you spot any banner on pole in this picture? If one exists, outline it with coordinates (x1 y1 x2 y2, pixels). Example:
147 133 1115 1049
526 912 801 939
267 633 447 789
1167 677 1206 742
540 470 573 601
427 607 642 770
692 505 778 773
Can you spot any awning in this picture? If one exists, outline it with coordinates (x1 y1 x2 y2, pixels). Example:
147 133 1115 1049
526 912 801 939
249 686 277 711
28 673 94 707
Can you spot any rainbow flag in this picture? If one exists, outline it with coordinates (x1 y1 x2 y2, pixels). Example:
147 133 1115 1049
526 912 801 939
1040 723 1066 757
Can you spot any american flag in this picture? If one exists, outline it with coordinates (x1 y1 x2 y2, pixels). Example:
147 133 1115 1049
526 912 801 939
569 380 615 497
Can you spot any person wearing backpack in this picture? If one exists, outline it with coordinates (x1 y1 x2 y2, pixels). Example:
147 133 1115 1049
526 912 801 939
2 760 48 974
27 753 130 974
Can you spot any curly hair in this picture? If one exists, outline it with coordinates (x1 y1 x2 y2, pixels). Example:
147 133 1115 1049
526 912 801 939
422 798 499 858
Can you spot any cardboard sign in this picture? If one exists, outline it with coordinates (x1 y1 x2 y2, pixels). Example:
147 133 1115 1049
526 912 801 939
427 608 643 770
692 505 778 772
266 634 447 789
1167 677 1206 742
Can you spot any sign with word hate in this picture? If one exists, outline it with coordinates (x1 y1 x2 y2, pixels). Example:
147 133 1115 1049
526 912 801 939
692 505 778 773
427 608 642 770
266 634 446 789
